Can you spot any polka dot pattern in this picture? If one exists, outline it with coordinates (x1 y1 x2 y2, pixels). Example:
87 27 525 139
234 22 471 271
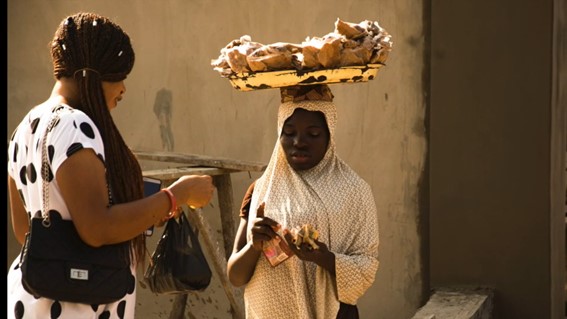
14 301 24 319
80 121 96 139
7 104 136 318
66 142 84 157
19 166 27 185
12 143 19 162
51 301 62 318
26 163 37 184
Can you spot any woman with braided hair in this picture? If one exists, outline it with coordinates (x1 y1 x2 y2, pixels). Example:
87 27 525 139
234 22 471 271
8 12 215 318
227 84 380 319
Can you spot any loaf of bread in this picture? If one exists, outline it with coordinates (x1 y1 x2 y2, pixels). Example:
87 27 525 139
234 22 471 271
211 18 393 76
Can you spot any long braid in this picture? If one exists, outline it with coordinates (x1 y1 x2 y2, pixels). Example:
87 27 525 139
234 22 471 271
51 12 146 265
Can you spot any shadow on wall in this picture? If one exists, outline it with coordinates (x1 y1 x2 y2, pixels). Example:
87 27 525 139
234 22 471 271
154 88 175 152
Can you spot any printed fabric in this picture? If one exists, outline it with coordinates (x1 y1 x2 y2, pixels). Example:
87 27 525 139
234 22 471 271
243 100 380 319
7 103 137 319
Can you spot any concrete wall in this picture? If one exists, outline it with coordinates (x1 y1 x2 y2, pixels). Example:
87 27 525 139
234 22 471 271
7 1 427 318
429 0 566 318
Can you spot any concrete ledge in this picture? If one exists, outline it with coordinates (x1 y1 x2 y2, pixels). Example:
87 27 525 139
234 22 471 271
411 287 494 319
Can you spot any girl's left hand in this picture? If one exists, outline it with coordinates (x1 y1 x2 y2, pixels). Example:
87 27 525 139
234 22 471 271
282 229 331 264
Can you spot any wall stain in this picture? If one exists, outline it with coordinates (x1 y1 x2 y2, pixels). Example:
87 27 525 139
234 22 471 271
154 88 175 151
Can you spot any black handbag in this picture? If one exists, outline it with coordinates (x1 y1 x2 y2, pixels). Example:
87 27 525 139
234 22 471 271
20 211 134 304
143 210 212 293
18 107 133 304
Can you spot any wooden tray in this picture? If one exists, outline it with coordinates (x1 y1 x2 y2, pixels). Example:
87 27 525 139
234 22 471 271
227 64 383 91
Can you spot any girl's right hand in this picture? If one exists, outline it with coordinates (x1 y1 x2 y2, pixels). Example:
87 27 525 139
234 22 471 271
249 203 281 251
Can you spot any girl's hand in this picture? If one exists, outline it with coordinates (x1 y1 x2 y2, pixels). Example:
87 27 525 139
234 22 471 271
249 202 280 251
283 229 332 265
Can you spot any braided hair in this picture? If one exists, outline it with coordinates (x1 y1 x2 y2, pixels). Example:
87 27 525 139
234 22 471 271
51 12 145 265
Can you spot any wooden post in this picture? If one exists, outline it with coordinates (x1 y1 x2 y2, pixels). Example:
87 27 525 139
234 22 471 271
186 208 245 319
213 174 236 261
168 294 188 319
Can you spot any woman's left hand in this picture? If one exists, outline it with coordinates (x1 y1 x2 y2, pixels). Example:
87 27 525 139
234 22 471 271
283 229 335 273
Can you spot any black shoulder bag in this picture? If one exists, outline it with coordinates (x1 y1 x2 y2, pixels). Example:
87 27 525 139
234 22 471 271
19 108 134 305
143 210 212 293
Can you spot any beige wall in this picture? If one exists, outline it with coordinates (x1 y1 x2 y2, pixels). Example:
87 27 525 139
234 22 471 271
430 0 566 318
7 1 427 318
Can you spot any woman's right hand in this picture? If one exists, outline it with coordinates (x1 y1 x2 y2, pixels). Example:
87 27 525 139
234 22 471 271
249 203 281 251
168 175 215 210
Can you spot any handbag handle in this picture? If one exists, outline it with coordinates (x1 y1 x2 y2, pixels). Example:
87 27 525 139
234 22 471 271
38 106 113 227
39 108 63 227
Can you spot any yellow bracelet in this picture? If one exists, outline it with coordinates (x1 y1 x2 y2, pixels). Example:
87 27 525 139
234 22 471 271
160 188 177 219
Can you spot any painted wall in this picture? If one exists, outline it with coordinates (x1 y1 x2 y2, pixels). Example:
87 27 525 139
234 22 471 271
429 0 566 318
7 1 427 318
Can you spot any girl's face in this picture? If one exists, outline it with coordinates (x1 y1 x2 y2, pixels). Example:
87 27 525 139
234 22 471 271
102 80 126 110
280 108 330 171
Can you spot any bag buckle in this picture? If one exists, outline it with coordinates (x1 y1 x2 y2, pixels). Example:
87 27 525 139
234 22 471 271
69 268 89 280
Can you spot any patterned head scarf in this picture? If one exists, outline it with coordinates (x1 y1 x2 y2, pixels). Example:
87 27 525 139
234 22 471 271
244 85 379 318
248 85 340 232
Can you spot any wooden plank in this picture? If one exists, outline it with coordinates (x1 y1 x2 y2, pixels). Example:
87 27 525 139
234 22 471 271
143 167 234 183
135 150 266 172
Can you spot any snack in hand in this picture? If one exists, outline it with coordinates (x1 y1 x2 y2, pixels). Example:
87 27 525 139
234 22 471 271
290 224 320 250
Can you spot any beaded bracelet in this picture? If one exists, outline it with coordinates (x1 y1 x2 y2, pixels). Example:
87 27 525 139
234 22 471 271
160 188 177 219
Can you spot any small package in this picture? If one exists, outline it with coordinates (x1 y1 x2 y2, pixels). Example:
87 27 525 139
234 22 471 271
263 233 292 267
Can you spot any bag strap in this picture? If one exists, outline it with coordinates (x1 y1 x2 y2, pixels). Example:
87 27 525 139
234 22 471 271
39 105 113 227
40 107 63 227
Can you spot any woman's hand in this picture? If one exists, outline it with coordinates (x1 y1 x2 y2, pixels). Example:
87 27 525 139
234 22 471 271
169 175 215 209
249 203 281 251
283 229 336 275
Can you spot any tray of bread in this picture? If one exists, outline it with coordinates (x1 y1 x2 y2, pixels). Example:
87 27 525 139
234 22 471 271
211 18 393 91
